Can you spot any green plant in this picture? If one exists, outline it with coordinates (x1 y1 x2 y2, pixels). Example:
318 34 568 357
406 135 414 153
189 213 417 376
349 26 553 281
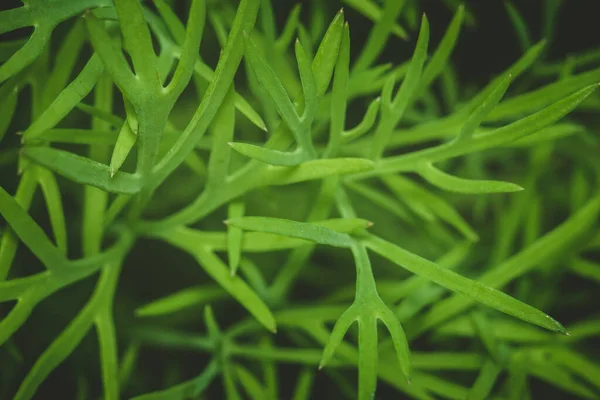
1 0 600 399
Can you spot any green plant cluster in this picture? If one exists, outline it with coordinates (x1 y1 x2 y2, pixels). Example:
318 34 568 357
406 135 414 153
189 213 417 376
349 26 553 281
0 0 599 399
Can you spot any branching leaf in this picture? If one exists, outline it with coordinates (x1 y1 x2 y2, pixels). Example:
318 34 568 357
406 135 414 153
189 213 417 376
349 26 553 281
364 234 568 333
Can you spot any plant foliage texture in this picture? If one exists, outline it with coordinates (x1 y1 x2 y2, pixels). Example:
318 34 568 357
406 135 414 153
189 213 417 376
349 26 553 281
1 0 600 399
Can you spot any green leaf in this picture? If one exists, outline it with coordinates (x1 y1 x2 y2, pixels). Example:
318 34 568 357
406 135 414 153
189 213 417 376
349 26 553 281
14 264 121 400
276 4 302 50
382 175 478 241
319 307 356 369
113 0 158 82
135 285 226 317
33 166 68 254
225 217 354 248
267 157 375 186
292 369 314 400
76 103 124 129
110 122 137 177
229 143 312 166
164 232 276 332
371 14 429 159
569 257 600 284
342 0 407 39
375 83 598 175
42 20 86 108
36 129 118 145
418 5 464 94
342 97 380 142
461 40 546 115
206 88 236 188
244 35 299 133
227 202 245 275
23 147 141 194
470 312 504 363
418 162 523 194
0 84 18 144
0 184 66 270
486 67 600 122
95 311 119 400
505 1 532 52
0 171 38 281
455 74 512 142
311 8 345 96
0 27 51 85
551 349 600 390
467 360 502 400
324 23 350 158
131 360 219 400
23 56 105 141
295 39 318 126
353 0 407 71
84 13 137 97
345 181 413 222
411 194 600 337
166 0 206 97
364 234 568 333
527 352 598 399
235 364 267 400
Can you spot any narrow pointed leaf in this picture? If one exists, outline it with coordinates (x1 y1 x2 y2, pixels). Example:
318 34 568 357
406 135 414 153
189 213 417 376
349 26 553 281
228 142 312 166
167 0 206 96
135 286 226 317
319 308 356 368
24 56 104 140
34 167 68 254
244 36 299 130
22 147 141 194
342 0 407 39
227 202 245 275
342 97 380 142
163 234 276 332
418 163 523 194
378 306 411 381
364 234 568 333
0 185 65 270
0 27 50 84
418 5 464 93
0 84 18 144
455 74 512 142
110 122 137 176
311 9 345 96
225 217 354 248
467 360 502 400
505 1 532 52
